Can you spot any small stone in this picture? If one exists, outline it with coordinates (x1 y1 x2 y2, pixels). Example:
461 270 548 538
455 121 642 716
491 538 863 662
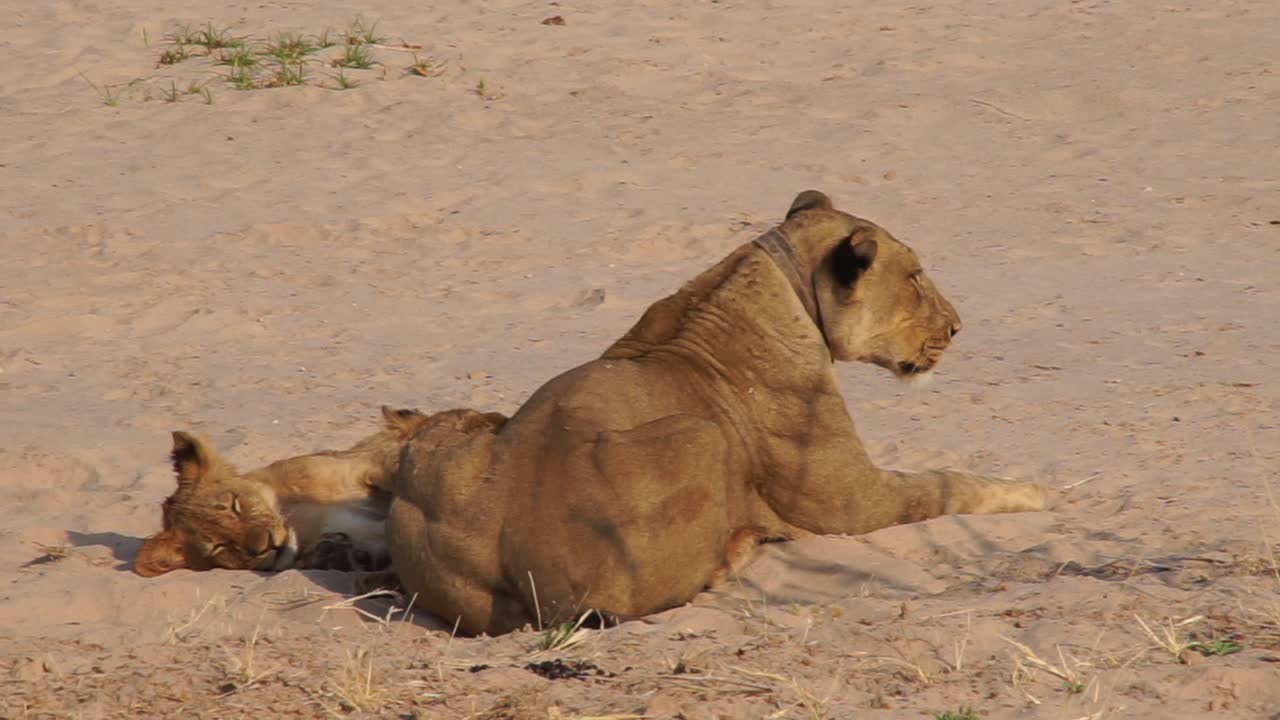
645 693 686 718
11 656 45 682
574 287 606 310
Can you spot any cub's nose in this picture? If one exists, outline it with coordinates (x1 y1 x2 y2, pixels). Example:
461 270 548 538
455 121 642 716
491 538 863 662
948 320 961 339
246 526 273 555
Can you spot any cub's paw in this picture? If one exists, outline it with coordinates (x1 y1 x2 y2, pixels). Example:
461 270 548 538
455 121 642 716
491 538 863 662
296 533 389 572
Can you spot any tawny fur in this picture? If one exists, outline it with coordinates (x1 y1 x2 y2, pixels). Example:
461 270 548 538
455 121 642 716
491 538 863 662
385 190 1047 635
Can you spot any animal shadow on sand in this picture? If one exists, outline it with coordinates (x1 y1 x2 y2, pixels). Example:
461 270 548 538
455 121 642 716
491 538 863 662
64 530 143 571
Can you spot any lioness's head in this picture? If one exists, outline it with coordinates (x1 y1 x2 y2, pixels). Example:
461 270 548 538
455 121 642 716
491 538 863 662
134 432 294 577
784 190 962 379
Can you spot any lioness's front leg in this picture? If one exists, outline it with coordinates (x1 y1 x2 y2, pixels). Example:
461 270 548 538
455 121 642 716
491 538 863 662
872 469 1047 529
758 432 1046 536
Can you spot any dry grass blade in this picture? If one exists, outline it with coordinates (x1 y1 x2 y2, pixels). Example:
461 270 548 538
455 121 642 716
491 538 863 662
656 672 774 695
320 588 409 625
164 594 227 645
1132 614 1203 659
218 624 272 694
26 541 110 567
727 666 832 719
1001 636 1085 684
1002 635 1100 703
408 54 446 77
534 609 597 653
326 648 384 713
860 653 933 685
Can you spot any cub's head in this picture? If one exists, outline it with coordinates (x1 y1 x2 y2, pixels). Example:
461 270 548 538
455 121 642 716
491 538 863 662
134 432 294 577
784 190 962 379
404 408 508 450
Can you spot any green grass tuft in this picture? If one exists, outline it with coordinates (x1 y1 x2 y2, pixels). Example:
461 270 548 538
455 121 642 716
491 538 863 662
335 42 374 69
1189 638 1243 656
266 33 317 63
157 44 192 65
935 708 981 720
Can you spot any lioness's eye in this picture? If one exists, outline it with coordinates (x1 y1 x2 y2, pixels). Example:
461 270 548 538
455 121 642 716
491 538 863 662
209 543 227 556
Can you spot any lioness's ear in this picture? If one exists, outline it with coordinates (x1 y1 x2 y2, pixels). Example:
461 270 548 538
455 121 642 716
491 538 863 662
786 190 833 219
827 228 878 287
170 430 215 490
134 529 188 577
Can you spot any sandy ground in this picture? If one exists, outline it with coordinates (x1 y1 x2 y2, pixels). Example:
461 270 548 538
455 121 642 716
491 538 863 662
3 0 1280 717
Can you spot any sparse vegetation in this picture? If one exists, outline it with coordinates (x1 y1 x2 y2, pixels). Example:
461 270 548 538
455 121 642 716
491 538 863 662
266 32 317 64
268 61 307 88
28 542 72 563
191 22 242 50
1188 638 1243 656
538 610 594 652
315 26 337 49
330 67 358 90
935 708 981 720
78 73 123 107
335 42 374 70
408 54 446 78
82 16 504 105
474 77 505 100
216 45 258 70
227 64 256 91
157 43 192 66
324 649 385 713
346 17 386 46
160 80 182 103
218 625 272 694
1134 614 1203 660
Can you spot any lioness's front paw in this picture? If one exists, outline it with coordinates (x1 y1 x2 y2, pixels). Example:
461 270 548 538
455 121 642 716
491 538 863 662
973 477 1048 514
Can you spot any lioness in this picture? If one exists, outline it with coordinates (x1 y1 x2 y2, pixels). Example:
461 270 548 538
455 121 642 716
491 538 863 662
386 191 1047 635
134 406 506 577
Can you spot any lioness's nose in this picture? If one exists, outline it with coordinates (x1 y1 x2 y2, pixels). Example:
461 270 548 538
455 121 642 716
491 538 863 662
949 320 961 339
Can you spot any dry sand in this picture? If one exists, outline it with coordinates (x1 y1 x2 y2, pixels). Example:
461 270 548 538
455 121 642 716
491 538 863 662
3 0 1279 717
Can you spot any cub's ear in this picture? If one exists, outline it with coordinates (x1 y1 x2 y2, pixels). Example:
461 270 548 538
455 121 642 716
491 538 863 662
381 405 429 437
170 430 216 490
786 190 833 219
827 228 878 287
479 412 509 431
134 529 188 577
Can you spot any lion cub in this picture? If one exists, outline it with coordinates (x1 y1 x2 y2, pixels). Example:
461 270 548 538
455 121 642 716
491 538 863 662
134 406 435 577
